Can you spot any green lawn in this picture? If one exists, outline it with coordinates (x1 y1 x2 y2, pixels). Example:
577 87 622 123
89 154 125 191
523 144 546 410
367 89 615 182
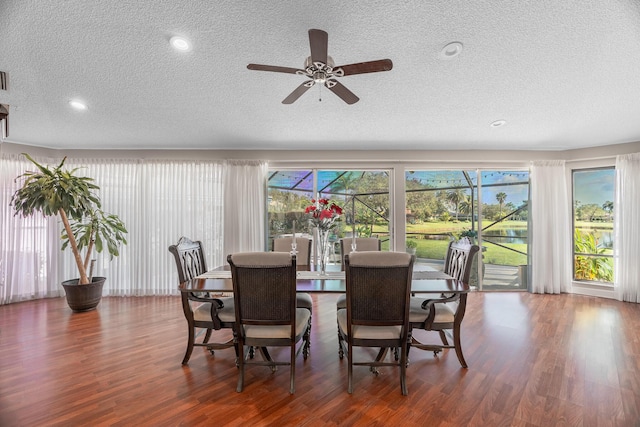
398 220 529 266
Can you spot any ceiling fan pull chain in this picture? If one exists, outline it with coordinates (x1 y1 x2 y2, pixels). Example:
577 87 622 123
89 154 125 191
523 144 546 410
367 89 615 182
318 84 322 102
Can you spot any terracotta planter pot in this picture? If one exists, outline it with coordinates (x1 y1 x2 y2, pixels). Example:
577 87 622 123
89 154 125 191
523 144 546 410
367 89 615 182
61 277 106 312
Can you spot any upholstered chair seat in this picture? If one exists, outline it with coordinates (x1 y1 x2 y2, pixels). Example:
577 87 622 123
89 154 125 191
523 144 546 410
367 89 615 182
193 297 236 323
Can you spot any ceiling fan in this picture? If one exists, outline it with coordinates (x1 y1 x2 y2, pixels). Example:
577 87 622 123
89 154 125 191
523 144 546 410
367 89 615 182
247 29 393 105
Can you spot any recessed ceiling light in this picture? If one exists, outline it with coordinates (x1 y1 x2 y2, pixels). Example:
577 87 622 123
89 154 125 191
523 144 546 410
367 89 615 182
170 36 191 51
491 120 506 127
69 100 87 110
439 42 463 59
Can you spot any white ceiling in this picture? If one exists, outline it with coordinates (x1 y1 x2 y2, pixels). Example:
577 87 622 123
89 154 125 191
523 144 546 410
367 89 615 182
1 1 640 151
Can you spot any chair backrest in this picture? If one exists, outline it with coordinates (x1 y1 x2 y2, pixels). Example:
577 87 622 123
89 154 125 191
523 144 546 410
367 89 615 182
344 251 414 327
443 237 480 283
340 238 381 270
168 237 208 283
273 237 312 267
227 252 297 328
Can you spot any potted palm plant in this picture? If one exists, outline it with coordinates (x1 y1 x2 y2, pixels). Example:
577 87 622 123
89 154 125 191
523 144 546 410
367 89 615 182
11 154 127 311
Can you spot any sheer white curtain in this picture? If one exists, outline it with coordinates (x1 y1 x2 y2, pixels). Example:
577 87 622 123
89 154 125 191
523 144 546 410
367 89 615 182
1 153 61 304
614 153 640 302
223 160 268 256
60 158 226 296
530 160 572 294
1 154 225 302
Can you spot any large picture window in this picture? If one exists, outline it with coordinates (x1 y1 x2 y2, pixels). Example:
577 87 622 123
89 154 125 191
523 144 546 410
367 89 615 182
267 169 390 266
405 169 529 290
572 168 614 283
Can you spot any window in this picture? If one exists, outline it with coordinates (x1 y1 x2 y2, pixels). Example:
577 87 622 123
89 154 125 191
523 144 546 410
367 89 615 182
267 169 391 265
405 169 529 290
572 168 615 283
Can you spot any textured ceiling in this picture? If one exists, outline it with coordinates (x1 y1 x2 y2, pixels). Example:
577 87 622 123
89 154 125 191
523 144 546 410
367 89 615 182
1 0 640 151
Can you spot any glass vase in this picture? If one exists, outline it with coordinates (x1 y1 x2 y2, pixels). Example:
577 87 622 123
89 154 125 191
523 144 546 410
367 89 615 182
318 228 331 275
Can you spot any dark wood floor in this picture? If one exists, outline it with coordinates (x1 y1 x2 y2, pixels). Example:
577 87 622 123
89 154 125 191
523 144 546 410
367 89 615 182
1 292 639 426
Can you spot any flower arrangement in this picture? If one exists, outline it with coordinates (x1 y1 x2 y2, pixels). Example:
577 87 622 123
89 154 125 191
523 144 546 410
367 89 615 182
304 197 343 231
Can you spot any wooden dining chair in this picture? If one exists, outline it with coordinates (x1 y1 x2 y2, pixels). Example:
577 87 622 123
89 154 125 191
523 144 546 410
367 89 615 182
169 237 236 365
409 237 479 368
335 238 382 310
228 252 311 394
337 251 414 395
339 237 381 270
272 236 312 267
271 236 314 316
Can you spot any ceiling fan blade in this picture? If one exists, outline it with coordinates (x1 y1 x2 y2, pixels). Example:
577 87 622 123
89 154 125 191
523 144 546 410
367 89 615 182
247 64 302 74
309 29 328 64
334 59 393 76
326 80 359 105
282 82 313 104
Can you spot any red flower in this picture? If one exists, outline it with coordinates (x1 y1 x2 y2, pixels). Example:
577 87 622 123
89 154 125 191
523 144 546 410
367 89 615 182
319 209 333 220
304 197 343 231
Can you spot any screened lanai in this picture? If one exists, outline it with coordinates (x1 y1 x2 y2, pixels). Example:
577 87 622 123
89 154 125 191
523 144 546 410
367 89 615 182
267 168 530 291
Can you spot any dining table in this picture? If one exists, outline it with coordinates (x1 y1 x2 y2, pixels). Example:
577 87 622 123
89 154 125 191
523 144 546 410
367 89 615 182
177 261 473 369
178 263 470 295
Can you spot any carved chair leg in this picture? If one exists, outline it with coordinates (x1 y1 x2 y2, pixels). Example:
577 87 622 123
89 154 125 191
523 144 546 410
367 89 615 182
303 318 311 359
236 344 245 392
439 330 449 346
347 342 354 394
233 330 240 367
203 328 212 344
406 331 412 366
337 322 344 359
290 346 296 394
400 346 408 396
182 326 196 365
453 326 468 368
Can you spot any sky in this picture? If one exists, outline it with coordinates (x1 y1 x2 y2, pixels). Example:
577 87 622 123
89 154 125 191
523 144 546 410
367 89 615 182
269 169 533 206
573 168 615 206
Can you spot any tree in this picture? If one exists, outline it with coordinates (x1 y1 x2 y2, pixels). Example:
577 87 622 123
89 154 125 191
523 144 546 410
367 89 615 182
602 201 614 221
496 192 507 217
446 189 466 221
458 198 472 218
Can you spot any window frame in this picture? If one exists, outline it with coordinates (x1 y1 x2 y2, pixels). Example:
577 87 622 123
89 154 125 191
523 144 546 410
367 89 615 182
569 161 615 286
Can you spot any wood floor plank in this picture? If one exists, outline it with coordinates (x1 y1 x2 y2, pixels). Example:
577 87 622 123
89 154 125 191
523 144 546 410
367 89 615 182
1 292 640 426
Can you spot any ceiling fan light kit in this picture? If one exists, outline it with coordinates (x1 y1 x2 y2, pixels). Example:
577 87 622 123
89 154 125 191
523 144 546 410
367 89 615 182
247 29 393 104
